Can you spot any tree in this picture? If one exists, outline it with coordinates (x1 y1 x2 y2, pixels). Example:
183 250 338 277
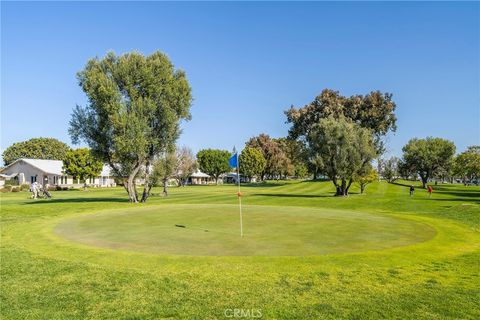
308 116 377 196
196 149 230 184
173 146 197 186
380 156 399 183
239 147 266 182
285 89 397 154
355 168 378 194
294 163 309 179
2 137 70 165
401 137 456 188
246 134 286 180
63 148 103 187
453 146 480 185
69 51 192 202
149 151 177 197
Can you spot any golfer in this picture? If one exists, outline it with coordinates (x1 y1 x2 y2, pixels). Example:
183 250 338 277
427 185 433 198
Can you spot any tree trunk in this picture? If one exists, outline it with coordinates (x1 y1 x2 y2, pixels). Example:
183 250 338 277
334 178 351 196
126 163 142 203
141 183 152 202
162 178 168 196
419 173 428 189
360 184 365 194
141 160 152 203
345 178 353 195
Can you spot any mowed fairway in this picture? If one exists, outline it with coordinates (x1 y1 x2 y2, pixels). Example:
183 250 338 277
1 180 479 319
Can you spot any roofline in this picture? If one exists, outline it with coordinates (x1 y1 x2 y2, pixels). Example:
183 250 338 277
0 158 59 175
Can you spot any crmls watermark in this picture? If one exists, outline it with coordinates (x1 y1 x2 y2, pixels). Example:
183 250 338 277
224 308 262 318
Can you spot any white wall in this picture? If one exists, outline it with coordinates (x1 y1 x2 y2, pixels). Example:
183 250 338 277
1 161 45 184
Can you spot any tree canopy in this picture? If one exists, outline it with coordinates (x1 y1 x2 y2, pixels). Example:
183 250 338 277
453 146 480 184
197 149 230 184
355 168 378 194
150 151 178 196
62 148 103 182
246 134 287 180
239 147 266 181
2 138 70 166
173 146 197 186
401 137 456 188
285 89 397 153
308 116 377 196
380 156 399 183
69 51 192 202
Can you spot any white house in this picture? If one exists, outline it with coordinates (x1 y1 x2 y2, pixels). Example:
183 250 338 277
187 170 217 185
0 158 115 187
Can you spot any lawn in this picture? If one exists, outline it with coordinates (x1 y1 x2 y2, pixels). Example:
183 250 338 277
1 180 479 319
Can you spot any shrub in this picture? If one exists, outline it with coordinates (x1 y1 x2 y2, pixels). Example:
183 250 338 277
0 186 12 192
20 184 30 191
11 186 20 192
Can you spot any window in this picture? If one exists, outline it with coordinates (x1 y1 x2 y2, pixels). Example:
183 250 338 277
30 176 37 183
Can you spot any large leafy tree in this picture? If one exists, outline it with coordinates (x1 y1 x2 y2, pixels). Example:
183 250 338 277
196 149 230 184
401 137 456 188
246 134 286 180
453 146 480 185
2 138 70 165
63 148 103 183
274 138 307 179
308 116 377 196
69 51 192 202
239 147 266 181
285 89 397 153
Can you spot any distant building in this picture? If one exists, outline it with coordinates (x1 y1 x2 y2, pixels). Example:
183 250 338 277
187 170 217 185
0 158 115 187
224 172 255 183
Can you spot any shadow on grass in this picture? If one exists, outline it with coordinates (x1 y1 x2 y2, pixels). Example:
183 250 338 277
24 197 129 205
391 181 421 188
427 197 480 204
252 193 332 198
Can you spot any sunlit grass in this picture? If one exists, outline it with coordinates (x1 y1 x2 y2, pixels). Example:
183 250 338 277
1 180 479 319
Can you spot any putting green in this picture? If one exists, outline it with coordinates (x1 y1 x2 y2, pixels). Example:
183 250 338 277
55 204 436 256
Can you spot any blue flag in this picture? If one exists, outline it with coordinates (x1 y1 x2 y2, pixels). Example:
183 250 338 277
229 153 238 168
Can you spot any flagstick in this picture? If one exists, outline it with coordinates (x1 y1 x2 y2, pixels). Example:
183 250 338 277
237 155 243 237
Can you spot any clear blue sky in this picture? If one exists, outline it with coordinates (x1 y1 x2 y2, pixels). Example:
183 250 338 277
1 1 479 162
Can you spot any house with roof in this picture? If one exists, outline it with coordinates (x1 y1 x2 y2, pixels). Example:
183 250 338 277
187 170 217 185
0 158 115 187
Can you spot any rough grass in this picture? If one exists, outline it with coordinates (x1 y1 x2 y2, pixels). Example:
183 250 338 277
1 180 479 319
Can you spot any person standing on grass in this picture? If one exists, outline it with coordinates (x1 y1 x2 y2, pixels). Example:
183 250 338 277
30 182 38 199
409 185 415 197
427 185 433 198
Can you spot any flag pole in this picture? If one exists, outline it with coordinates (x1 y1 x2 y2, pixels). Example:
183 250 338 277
236 153 243 237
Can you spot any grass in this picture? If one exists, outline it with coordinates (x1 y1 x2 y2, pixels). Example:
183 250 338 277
1 180 479 319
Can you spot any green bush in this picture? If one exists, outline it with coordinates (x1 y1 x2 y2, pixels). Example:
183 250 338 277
11 186 20 192
20 184 30 191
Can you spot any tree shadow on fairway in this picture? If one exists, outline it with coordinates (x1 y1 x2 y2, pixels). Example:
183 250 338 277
391 181 422 188
24 197 129 205
243 182 289 188
252 193 331 198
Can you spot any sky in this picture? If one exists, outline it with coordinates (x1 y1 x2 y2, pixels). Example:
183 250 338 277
1 1 479 163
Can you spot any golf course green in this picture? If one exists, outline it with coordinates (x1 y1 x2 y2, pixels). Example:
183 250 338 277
1 180 479 319
55 204 435 256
